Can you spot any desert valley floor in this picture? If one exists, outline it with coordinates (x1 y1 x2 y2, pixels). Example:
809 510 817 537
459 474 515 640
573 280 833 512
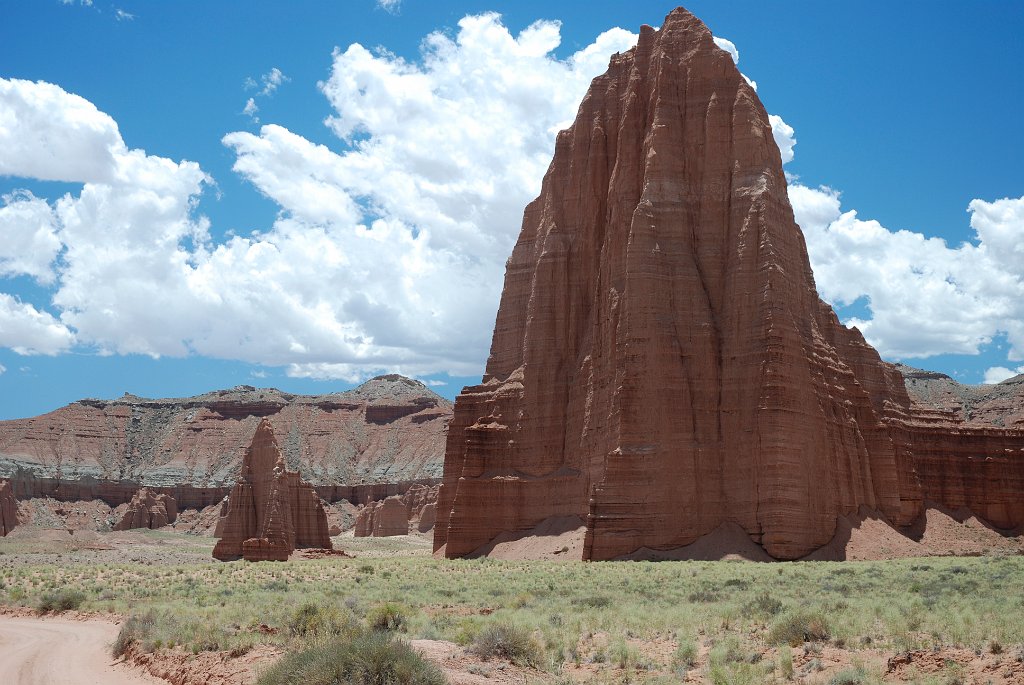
1 523 1023 685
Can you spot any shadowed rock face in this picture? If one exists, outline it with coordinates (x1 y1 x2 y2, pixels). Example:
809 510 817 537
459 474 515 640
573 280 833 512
434 7 1024 561
113 488 177 530
0 480 17 536
213 419 331 562
354 483 439 537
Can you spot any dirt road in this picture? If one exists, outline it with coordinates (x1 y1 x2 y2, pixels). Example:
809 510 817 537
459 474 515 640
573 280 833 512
0 614 161 684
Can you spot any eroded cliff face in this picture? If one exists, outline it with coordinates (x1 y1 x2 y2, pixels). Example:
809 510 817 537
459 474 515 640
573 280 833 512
113 488 177 531
354 483 439 537
0 480 17 536
213 419 331 562
0 375 450 489
435 7 1023 561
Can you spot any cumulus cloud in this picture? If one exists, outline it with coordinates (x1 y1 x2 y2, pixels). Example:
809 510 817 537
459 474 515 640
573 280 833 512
0 78 123 183
792 187 1024 362
983 366 1023 384
0 191 62 283
0 294 75 355
2 18 1020 384
769 114 796 164
377 0 401 13
0 17 637 378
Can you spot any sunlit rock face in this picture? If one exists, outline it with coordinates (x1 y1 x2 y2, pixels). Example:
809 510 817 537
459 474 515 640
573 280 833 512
213 419 331 562
435 7 1024 561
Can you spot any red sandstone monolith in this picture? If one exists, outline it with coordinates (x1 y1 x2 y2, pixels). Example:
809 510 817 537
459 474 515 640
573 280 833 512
213 419 332 561
113 488 177 530
0 479 17 536
435 7 1024 561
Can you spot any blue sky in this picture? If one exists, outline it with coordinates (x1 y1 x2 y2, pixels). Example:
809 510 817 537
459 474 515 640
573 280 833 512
0 0 1022 419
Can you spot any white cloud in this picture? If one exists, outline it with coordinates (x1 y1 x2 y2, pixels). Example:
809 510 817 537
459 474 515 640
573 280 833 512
243 97 259 120
792 186 1024 362
713 37 739 64
259 68 287 96
0 294 75 355
0 78 123 183
982 366 1023 384
0 191 62 283
769 114 796 164
3 18 1021 383
0 364 5 375
0 17 637 378
377 0 401 13
115 9 134 21
241 68 288 123
425 379 447 387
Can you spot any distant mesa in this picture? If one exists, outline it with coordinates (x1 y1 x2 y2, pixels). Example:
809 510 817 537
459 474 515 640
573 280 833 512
433 7 1024 561
213 419 332 562
0 374 451 491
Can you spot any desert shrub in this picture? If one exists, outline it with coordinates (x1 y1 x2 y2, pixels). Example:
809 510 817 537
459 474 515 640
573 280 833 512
745 592 784 618
256 632 445 685
571 594 612 608
828 666 870 685
688 587 721 603
470 622 544 668
778 648 794 679
673 638 698 669
366 602 408 632
288 601 359 638
112 611 158 657
37 588 87 613
768 610 830 647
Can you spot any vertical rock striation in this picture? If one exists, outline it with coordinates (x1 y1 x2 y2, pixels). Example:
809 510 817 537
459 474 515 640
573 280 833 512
0 479 17 536
213 419 331 561
354 483 439 537
435 6 1023 561
113 488 178 530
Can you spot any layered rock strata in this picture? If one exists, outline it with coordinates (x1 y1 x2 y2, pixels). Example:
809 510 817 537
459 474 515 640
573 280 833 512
0 375 449 488
113 488 177 531
0 479 17 536
435 7 1024 561
354 483 439 536
213 420 332 561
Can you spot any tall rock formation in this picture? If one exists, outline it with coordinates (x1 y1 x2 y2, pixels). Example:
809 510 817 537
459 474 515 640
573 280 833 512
435 7 1023 561
0 479 17 536
113 488 177 531
213 419 331 561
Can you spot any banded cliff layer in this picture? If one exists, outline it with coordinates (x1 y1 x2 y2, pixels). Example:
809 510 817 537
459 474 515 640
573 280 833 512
0 374 450 491
435 8 1024 560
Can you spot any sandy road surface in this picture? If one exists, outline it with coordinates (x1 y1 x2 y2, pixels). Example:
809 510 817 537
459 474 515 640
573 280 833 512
0 615 162 685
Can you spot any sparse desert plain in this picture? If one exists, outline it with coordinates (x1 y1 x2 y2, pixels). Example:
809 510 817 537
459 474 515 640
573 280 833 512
2 529 1024 684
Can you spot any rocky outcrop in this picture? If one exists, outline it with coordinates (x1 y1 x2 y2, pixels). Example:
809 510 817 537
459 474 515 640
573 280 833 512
113 488 177 530
213 419 331 561
435 7 1024 561
355 483 439 537
0 479 17 536
0 375 450 488
900 364 1024 429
